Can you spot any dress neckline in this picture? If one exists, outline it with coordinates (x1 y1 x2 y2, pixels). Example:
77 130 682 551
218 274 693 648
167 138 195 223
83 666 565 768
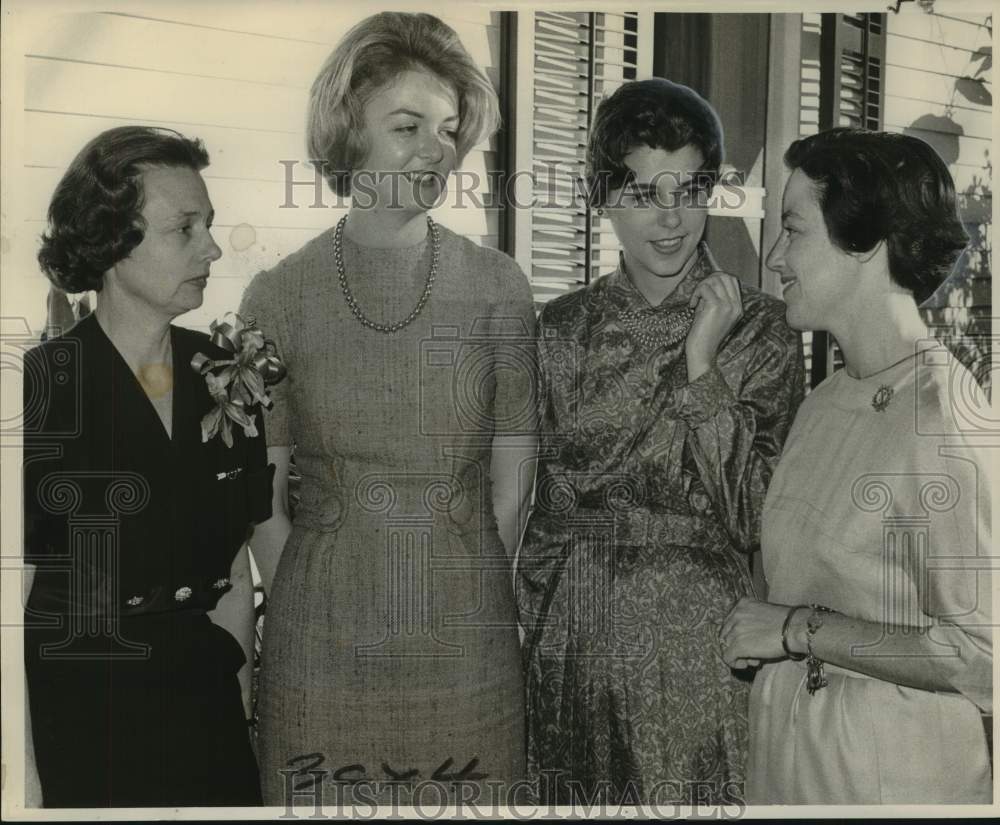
86 313 188 445
339 220 434 254
822 344 945 411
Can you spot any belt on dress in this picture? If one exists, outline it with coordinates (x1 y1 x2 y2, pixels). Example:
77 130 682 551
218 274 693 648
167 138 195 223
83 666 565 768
28 577 233 619
537 503 717 548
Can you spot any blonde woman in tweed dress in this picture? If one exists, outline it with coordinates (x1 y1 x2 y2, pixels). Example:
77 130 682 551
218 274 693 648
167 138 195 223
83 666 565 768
240 13 536 806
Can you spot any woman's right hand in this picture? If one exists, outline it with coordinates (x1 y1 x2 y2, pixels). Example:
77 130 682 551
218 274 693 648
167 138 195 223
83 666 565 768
685 271 743 382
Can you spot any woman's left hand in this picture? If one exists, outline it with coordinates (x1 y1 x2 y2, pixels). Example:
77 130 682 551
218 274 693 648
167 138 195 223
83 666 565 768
720 595 790 669
686 272 743 381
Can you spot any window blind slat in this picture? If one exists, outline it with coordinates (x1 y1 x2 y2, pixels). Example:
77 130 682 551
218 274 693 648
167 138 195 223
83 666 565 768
528 11 640 307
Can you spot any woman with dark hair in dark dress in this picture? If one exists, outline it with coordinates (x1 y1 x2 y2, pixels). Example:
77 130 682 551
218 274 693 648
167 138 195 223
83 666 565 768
23 125 274 807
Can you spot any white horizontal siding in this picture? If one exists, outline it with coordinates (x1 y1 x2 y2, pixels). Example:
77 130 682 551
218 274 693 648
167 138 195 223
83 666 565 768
21 166 495 236
887 9 992 49
28 12 331 88
884 96 991 141
885 6 991 321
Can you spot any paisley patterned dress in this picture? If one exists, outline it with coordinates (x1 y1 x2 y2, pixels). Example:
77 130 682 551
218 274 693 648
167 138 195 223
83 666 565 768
516 248 804 805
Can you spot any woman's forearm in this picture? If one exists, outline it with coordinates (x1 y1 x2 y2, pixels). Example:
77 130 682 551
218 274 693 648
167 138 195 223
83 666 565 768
24 678 43 807
208 545 255 717
251 446 293 593
248 514 292 594
785 606 991 704
490 434 538 562
23 564 43 806
676 330 804 552
725 596 992 709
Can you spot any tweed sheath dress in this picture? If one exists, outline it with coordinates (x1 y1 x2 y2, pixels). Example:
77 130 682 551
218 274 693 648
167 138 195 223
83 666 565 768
239 223 534 806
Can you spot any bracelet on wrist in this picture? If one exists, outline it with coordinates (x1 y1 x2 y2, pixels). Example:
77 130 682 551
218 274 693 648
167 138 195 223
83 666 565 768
805 604 835 695
781 604 809 661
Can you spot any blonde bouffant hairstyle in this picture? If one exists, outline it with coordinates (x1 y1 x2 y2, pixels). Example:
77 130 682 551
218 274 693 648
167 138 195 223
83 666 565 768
307 12 500 195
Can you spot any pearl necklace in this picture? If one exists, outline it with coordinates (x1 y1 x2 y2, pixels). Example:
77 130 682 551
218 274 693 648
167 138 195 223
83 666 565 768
616 253 699 349
334 215 439 334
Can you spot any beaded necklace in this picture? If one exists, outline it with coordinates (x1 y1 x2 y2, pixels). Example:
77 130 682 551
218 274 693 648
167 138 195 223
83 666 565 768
616 251 702 348
618 304 696 348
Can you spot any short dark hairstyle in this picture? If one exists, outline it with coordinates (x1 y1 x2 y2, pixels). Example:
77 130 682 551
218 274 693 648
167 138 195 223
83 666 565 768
37 126 210 294
785 127 968 305
586 78 724 207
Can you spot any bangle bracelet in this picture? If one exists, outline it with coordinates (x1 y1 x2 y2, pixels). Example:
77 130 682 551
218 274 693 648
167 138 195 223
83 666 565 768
805 604 835 695
781 604 809 661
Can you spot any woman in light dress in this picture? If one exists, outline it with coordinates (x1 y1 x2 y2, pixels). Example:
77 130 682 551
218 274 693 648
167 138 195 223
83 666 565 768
722 127 992 804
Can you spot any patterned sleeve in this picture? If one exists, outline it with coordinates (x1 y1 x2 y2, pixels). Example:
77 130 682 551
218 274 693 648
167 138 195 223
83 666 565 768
674 300 805 551
491 257 538 436
239 271 292 448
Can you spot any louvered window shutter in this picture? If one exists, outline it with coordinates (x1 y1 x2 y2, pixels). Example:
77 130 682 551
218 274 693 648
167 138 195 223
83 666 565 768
526 11 642 307
811 12 886 387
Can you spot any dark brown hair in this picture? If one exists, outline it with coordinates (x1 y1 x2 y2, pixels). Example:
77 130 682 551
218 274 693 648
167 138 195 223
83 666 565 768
785 127 968 305
38 126 210 293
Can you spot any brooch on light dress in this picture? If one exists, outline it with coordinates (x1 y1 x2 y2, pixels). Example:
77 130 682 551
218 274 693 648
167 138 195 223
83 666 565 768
862 348 930 413
871 385 894 412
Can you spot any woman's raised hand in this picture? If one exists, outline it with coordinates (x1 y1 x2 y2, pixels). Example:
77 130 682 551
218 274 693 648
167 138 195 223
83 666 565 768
686 271 743 382
720 595 791 670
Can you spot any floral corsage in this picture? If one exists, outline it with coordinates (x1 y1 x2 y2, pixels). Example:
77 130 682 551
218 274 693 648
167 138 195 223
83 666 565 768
191 313 286 447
